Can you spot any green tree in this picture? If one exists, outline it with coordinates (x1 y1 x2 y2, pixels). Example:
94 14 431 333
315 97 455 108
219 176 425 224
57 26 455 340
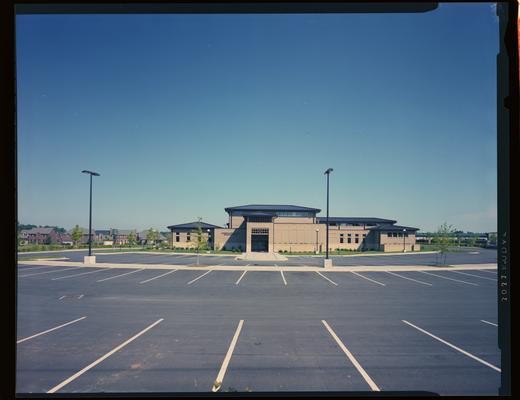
432 222 456 266
128 230 137 247
71 225 83 248
191 218 209 264
146 228 159 248
466 235 477 248
488 233 497 246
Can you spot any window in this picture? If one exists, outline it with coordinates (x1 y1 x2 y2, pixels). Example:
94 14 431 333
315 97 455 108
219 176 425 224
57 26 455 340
175 232 180 242
248 216 272 222
187 233 191 241
355 237 359 243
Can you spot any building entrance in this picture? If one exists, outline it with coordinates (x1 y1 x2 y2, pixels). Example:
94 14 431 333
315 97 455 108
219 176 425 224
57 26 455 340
250 227 270 252
251 233 269 252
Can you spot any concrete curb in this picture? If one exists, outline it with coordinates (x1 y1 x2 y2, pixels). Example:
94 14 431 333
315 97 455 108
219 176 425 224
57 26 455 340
18 260 497 273
285 251 441 258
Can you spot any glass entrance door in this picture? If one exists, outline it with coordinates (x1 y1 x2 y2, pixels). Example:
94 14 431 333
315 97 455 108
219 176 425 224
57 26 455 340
251 234 269 252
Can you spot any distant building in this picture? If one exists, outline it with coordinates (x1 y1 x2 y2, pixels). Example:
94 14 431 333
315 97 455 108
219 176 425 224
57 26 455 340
167 204 420 253
166 222 221 249
20 227 67 245
112 229 134 246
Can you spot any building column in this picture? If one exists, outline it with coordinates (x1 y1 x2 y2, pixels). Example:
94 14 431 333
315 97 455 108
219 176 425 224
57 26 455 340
245 221 251 253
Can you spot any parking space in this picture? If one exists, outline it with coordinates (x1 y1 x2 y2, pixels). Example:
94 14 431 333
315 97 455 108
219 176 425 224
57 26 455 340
325 318 500 395
223 319 372 392
16 261 500 394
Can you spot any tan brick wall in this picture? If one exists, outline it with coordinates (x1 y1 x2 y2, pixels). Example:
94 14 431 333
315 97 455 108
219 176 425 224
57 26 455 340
214 228 246 251
212 221 419 253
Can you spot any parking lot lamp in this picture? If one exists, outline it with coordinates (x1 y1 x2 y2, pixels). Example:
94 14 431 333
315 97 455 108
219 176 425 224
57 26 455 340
324 168 333 260
207 229 211 251
315 228 319 254
81 170 100 258
403 228 407 252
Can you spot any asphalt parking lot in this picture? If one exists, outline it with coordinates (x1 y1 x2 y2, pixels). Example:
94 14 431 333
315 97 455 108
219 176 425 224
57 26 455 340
18 248 498 267
16 258 500 395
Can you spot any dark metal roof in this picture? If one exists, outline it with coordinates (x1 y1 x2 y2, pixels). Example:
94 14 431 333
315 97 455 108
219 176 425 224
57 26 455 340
316 217 397 225
225 204 321 213
167 221 221 230
370 224 419 232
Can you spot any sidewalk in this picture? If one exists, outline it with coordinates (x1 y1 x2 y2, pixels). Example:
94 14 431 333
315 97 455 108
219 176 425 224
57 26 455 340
18 259 497 273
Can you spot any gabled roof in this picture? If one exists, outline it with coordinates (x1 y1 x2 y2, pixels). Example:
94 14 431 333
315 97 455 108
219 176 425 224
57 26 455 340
22 227 55 234
225 204 321 213
167 221 221 230
113 229 135 235
316 217 397 225
370 224 419 232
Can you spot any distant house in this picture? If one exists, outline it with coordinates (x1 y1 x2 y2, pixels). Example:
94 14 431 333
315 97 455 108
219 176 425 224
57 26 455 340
112 229 135 246
59 233 73 246
21 227 63 245
137 230 168 246
18 230 29 246
95 229 113 245
67 227 95 244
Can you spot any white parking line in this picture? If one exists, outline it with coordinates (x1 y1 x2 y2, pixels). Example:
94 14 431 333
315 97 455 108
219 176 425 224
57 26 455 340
96 268 145 282
18 267 81 278
280 270 287 285
481 320 498 327
17 316 86 344
235 270 247 285
322 320 380 391
316 271 338 286
402 320 500 372
351 271 386 286
187 270 212 285
18 265 57 272
448 270 497 281
139 269 177 284
47 318 164 393
212 320 244 392
385 271 432 286
52 268 111 280
417 271 478 286
58 296 66 300
479 269 497 274
78 294 84 299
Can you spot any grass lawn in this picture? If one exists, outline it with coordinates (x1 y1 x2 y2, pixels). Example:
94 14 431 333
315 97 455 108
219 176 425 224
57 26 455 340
18 255 69 260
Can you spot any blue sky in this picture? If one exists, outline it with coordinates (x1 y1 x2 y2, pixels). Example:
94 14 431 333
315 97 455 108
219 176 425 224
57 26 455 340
16 3 499 232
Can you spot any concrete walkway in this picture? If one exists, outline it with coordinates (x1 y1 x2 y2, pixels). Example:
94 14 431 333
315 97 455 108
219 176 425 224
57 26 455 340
18 260 497 273
235 252 288 261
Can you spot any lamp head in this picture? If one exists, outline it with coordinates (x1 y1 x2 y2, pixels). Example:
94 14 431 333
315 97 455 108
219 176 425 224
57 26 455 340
324 168 333 175
82 170 100 176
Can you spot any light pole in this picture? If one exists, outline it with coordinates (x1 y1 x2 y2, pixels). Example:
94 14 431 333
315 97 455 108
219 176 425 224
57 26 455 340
207 229 211 252
324 168 333 262
81 170 100 260
403 228 407 252
315 228 319 254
